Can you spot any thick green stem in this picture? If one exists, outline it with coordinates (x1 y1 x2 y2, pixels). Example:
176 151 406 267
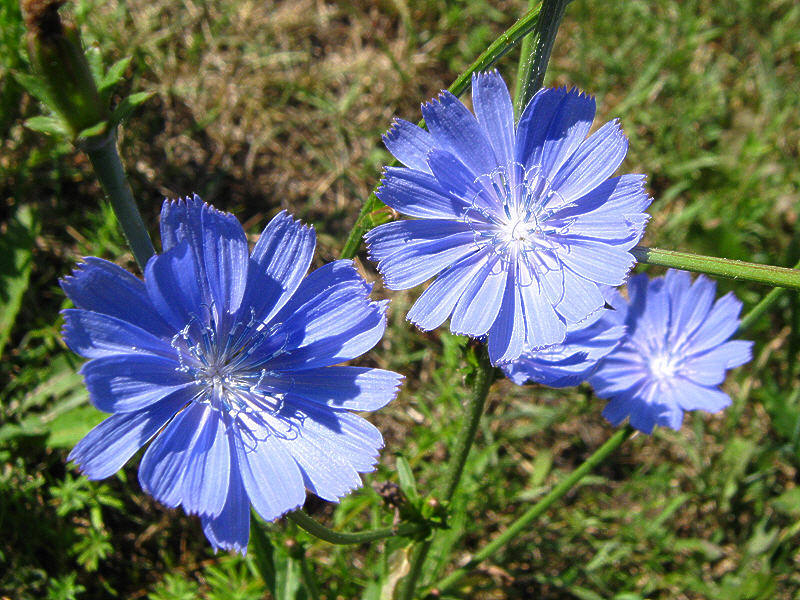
433 426 635 595
287 510 426 545
339 6 542 260
513 0 571 116
85 134 155 270
738 257 800 334
632 247 800 291
397 348 495 600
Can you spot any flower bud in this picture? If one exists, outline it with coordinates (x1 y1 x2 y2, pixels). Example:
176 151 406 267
21 0 109 139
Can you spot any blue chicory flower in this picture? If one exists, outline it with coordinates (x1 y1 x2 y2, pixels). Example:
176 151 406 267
61 196 402 553
589 269 753 433
501 304 626 388
365 70 651 364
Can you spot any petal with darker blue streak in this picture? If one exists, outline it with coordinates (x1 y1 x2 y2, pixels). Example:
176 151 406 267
421 90 497 176
62 309 177 360
261 367 402 411
248 210 316 322
382 118 436 173
81 354 194 413
60 257 172 338
145 240 205 331
201 458 250 554
68 388 191 480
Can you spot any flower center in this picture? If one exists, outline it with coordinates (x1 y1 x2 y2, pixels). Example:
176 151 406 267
467 163 570 263
648 353 678 381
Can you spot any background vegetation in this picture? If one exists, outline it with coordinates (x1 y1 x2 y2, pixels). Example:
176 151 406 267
1 0 799 598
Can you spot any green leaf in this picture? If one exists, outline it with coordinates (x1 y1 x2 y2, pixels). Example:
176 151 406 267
770 486 800 517
249 515 277 594
24 115 69 136
0 205 38 356
46 403 105 449
395 454 420 503
76 120 109 140
110 91 154 127
85 45 104 88
12 70 56 106
98 56 133 93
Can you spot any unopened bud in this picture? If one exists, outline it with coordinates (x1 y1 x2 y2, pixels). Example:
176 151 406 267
21 0 109 139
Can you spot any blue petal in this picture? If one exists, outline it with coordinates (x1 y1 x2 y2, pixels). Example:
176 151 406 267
538 89 596 176
201 461 250 555
180 405 231 517
377 167 471 219
516 87 595 176
81 354 194 413
664 270 715 348
713 340 753 369
487 270 526 364
160 197 250 320
472 71 515 168
276 399 376 501
365 219 475 264
369 224 477 290
233 429 305 522
200 205 250 321
285 395 384 473
421 90 498 176
449 254 506 336
552 268 605 324
519 276 567 348
426 149 500 214
260 367 402 411
62 309 177 360
556 240 636 286
382 118 435 173
138 401 218 509
550 174 651 222
60 257 172 338
590 357 648 397
665 378 732 414
406 251 491 331
687 291 743 355
248 210 316 322
68 389 190 480
550 120 628 201
250 262 388 370
144 239 205 331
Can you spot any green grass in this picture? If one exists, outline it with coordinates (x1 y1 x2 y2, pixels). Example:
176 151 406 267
1 0 799 598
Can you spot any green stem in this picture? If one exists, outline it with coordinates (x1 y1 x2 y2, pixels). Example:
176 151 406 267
398 348 496 600
513 0 571 116
738 256 800 334
433 425 635 595
287 510 426 545
632 246 800 291
339 5 542 260
85 133 155 270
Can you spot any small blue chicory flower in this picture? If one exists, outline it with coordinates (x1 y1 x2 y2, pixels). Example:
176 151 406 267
61 196 402 553
589 269 753 433
501 303 626 388
365 71 651 364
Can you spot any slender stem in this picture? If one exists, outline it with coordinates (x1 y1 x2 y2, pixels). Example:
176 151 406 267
513 0 571 116
85 133 155 270
339 5 542 260
738 256 800 334
632 246 800 291
433 425 635 595
398 348 496 600
287 510 426 545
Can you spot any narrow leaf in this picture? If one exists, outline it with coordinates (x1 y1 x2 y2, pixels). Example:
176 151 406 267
0 205 38 356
